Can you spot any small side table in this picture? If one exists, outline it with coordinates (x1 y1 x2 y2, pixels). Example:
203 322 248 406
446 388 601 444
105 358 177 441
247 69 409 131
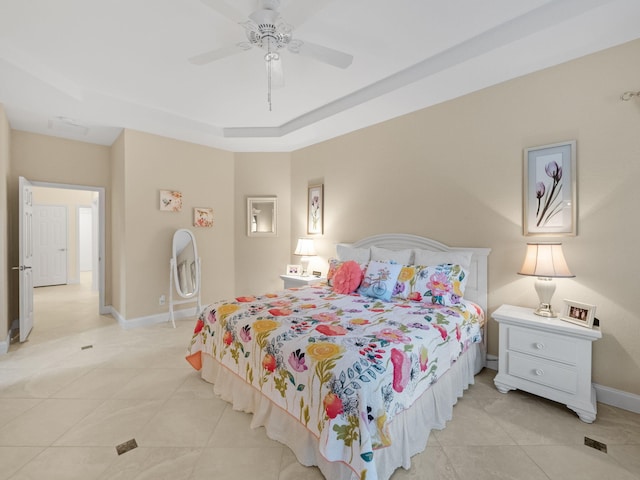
280 274 325 289
492 304 601 423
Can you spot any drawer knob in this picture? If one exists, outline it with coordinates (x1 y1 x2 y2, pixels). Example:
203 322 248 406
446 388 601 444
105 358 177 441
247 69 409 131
535 342 545 350
534 368 544 376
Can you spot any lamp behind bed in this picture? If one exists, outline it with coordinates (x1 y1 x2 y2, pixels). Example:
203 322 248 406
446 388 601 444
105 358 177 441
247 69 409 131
294 238 316 276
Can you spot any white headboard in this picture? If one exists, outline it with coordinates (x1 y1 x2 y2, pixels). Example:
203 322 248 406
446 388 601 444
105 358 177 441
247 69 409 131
340 233 491 313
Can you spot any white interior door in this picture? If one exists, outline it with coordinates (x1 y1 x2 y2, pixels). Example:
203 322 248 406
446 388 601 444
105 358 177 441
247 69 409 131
18 176 34 342
33 205 68 287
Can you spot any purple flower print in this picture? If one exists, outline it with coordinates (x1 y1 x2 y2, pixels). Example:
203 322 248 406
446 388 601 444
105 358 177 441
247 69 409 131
535 182 545 215
536 160 564 227
288 349 308 372
545 161 563 181
239 324 251 342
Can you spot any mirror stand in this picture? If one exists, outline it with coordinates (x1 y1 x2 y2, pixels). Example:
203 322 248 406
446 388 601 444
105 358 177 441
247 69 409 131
169 229 202 328
169 257 201 328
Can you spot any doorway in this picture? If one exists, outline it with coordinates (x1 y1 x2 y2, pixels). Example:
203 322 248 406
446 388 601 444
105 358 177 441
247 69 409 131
30 182 106 316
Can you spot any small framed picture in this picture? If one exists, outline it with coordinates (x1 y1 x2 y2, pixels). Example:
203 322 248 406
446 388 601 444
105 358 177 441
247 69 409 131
307 184 324 235
561 299 596 328
159 190 182 212
194 207 213 228
286 264 302 276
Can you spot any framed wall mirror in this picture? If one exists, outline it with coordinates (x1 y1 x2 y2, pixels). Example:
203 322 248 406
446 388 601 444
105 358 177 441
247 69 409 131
247 197 277 237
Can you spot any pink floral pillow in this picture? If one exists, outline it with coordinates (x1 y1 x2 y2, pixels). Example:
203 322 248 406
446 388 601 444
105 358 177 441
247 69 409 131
395 263 468 306
327 258 367 286
332 260 364 294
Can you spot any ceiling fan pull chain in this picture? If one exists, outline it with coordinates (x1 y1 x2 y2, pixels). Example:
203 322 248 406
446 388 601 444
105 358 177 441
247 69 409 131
267 41 273 111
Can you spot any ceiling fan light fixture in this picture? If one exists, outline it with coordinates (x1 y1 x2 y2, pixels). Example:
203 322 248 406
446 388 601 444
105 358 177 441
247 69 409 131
192 0 353 111
242 18 292 51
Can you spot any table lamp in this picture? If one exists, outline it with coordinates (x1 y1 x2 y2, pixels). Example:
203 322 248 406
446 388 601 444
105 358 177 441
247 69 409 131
517 242 574 317
294 238 316 276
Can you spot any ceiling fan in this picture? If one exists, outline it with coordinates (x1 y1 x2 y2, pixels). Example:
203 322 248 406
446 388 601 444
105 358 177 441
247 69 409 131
189 0 353 110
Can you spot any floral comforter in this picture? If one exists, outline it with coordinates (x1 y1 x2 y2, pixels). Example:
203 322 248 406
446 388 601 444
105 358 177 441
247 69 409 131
186 284 484 480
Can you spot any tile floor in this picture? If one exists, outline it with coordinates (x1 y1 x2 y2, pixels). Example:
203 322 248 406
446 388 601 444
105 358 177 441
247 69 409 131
0 277 639 479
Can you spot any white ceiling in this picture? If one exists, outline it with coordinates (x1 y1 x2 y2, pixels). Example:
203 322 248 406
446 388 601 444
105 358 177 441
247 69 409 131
1 0 639 153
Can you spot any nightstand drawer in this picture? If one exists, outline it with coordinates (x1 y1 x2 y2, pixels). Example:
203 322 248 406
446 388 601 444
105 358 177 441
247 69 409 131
508 351 578 394
508 326 577 365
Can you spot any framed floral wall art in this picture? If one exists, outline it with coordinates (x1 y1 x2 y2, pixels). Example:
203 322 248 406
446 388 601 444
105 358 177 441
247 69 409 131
523 141 576 236
193 207 213 227
307 184 324 235
159 190 183 212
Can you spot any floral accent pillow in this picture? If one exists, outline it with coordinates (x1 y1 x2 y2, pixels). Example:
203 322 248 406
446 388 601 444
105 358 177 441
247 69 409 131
332 260 364 294
357 261 403 302
394 264 468 306
327 258 367 286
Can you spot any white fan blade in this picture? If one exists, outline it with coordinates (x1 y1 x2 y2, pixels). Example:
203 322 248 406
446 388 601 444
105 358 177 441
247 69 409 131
281 0 334 27
200 0 246 23
265 56 284 88
292 40 353 69
188 44 246 65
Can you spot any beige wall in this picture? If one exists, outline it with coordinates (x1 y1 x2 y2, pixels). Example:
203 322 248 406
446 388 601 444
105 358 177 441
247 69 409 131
118 130 235 319
0 105 9 341
8 131 111 321
234 152 291 295
290 39 640 395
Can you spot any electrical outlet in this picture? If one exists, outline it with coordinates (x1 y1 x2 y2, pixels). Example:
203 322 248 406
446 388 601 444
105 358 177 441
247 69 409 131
159 294 166 306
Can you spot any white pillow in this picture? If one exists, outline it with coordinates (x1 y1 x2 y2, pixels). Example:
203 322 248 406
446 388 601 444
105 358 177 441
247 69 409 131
413 249 473 269
370 246 413 265
336 244 371 264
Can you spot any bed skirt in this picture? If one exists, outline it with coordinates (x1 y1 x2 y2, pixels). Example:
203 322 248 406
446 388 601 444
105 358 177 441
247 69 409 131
199 342 483 480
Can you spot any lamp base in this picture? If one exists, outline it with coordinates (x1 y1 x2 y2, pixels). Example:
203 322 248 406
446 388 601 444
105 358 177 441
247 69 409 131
533 277 557 318
534 303 557 318
300 257 310 277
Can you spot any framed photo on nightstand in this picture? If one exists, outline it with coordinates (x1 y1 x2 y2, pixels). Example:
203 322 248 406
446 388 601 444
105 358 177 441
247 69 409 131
286 264 302 276
561 299 596 328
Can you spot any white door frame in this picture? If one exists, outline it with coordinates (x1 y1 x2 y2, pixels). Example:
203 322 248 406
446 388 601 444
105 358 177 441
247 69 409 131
31 181 107 315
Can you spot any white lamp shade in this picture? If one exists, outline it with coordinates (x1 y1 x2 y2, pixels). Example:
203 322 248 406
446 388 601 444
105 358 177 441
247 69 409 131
518 243 574 278
294 238 316 257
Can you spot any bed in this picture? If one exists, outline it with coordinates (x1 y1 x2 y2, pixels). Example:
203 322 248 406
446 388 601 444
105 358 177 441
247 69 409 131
186 234 490 480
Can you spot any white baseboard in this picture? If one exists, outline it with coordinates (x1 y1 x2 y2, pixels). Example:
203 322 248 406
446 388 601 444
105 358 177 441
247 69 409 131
488 354 640 415
594 383 640 415
485 354 498 371
0 319 20 355
0 331 9 355
108 306 198 330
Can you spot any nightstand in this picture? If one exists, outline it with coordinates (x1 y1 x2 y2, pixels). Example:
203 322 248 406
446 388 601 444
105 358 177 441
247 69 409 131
280 274 325 289
492 304 602 423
